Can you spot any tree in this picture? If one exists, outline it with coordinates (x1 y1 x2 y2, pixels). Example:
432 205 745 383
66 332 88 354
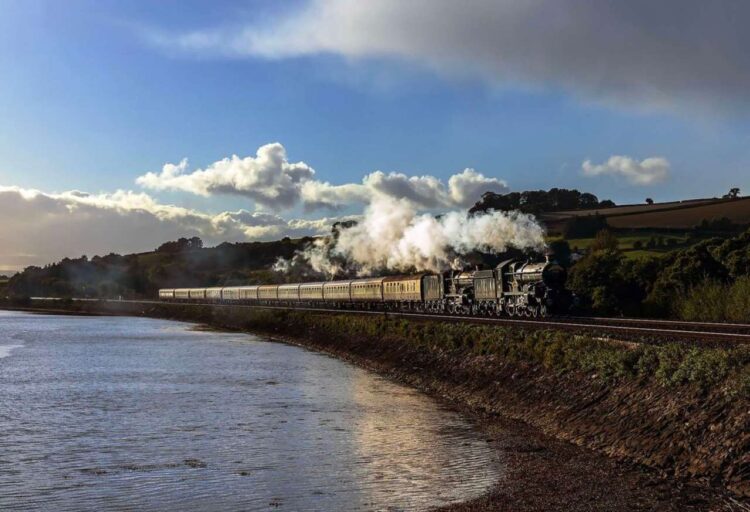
469 188 615 215
724 187 740 199
590 229 619 252
645 198 654 205
156 237 203 253
568 250 624 315
644 239 728 315
548 239 571 267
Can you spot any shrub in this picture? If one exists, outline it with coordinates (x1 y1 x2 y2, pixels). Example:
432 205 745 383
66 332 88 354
726 276 750 322
671 348 730 388
677 276 750 322
675 279 727 321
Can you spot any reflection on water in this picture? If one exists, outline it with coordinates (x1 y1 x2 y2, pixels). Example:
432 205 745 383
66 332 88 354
0 343 23 359
0 310 501 511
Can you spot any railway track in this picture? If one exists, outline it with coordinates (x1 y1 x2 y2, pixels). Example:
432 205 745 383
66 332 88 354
25 297 750 346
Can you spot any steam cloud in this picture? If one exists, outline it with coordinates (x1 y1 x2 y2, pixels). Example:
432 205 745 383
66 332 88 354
275 196 546 277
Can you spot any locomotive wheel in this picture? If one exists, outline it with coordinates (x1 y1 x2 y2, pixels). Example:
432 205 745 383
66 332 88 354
539 304 548 317
531 306 539 318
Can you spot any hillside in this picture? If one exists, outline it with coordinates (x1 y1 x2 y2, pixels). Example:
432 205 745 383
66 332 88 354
541 195 750 234
6 236 315 299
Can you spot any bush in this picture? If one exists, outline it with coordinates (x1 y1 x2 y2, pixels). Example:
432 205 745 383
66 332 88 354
675 279 727 321
677 276 750 322
590 229 619 252
671 348 730 388
725 276 750 322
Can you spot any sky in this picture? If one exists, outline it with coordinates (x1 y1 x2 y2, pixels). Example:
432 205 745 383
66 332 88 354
1 0 749 271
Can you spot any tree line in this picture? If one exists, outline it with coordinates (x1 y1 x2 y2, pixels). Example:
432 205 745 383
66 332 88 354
6 237 312 300
566 227 750 319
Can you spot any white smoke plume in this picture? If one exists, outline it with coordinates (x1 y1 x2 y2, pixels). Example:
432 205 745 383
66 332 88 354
277 196 546 277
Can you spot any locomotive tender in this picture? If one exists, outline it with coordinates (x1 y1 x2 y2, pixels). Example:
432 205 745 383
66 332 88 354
159 258 568 317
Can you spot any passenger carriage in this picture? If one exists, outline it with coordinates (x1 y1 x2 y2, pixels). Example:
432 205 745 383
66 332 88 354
238 285 260 303
258 285 279 303
322 280 351 307
188 288 206 302
299 282 324 304
158 289 175 301
383 274 443 312
205 287 223 303
278 284 300 304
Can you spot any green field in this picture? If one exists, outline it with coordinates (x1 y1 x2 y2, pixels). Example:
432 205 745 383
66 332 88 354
552 229 721 259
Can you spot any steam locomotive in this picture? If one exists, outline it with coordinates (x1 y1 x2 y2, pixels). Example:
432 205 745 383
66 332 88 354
159 257 569 317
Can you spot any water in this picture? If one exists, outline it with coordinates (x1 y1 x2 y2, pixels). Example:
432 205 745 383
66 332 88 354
0 310 501 511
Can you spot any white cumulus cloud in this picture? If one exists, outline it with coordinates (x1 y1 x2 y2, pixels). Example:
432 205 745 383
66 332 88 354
136 142 315 209
137 142 508 211
581 156 670 185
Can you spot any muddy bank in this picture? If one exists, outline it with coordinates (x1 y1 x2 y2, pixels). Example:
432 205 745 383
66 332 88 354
3 300 749 510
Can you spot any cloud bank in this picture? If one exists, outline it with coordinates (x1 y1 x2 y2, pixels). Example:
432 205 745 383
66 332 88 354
582 156 670 185
152 0 750 111
137 142 508 211
0 186 341 270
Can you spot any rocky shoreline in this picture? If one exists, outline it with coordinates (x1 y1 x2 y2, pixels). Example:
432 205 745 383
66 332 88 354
3 299 749 511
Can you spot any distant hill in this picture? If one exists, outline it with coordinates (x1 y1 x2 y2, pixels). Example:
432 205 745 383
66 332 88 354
542 196 750 235
6 236 315 299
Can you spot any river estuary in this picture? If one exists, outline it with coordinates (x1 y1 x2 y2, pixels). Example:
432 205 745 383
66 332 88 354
0 310 501 511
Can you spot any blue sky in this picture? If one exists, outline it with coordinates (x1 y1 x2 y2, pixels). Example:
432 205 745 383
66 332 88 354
1 0 749 269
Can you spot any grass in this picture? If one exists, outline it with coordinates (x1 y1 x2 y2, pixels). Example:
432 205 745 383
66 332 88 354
622 249 670 260
561 230 691 252
550 230 727 259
